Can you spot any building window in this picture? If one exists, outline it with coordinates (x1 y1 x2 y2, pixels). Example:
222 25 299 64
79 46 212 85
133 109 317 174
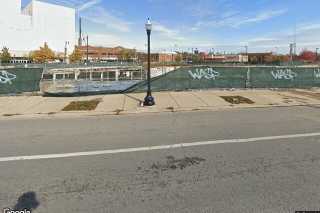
92 72 102 81
65 73 75 80
108 72 116 81
42 74 53 80
55 74 64 80
78 72 90 79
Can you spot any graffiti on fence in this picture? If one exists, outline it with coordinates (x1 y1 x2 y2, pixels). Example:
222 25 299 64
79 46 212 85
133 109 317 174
314 69 320 78
0 70 17 84
271 69 297 80
188 68 220 80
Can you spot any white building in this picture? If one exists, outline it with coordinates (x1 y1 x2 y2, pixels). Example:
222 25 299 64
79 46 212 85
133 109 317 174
0 0 76 57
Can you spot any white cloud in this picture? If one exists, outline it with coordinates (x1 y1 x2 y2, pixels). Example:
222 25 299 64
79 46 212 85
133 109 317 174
235 9 287 26
38 0 83 8
194 9 288 29
77 0 101 11
152 22 185 41
38 0 131 32
297 23 320 32
88 33 137 47
81 7 131 32
246 22 320 53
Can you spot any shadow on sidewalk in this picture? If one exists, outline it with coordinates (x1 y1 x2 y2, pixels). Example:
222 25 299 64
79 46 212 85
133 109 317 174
124 94 144 106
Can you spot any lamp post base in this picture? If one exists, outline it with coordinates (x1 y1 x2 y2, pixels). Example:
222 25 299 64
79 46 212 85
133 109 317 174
144 95 155 106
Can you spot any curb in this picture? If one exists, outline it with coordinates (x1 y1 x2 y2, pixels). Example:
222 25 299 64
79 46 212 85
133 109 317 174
2 103 320 120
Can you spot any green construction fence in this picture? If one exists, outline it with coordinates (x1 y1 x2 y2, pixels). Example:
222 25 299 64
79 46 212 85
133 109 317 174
127 66 320 92
1 66 320 95
0 68 43 94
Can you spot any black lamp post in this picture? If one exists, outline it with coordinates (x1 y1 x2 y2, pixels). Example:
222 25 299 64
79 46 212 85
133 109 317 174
144 18 155 106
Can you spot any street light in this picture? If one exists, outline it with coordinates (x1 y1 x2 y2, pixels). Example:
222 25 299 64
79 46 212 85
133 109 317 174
143 18 155 106
64 41 69 63
83 35 89 64
244 45 248 55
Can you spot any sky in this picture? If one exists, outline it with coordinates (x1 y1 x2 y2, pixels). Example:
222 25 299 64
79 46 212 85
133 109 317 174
22 0 320 54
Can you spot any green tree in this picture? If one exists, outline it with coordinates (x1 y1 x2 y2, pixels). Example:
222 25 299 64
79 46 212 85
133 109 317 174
191 54 201 63
30 42 55 63
119 49 135 61
249 56 258 64
1 47 11 63
175 54 182 62
69 46 83 63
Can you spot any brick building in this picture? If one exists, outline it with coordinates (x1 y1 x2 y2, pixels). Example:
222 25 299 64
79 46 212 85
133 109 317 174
248 53 273 64
202 54 249 63
137 52 178 63
78 46 136 62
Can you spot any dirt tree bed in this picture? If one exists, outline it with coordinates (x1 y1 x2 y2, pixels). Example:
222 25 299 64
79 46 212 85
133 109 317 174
62 98 102 111
220 96 254 104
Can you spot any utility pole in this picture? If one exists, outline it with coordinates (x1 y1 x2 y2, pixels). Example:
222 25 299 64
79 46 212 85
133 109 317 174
86 35 89 63
78 17 82 46
244 45 248 55
64 41 69 63
82 35 89 64
134 47 137 63
289 43 294 63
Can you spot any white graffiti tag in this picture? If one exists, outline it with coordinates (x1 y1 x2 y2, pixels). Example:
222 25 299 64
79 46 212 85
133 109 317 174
314 69 320 78
271 69 297 80
0 70 17 84
188 68 220 80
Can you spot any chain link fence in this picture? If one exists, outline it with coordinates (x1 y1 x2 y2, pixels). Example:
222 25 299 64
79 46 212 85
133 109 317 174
127 66 320 93
1 65 320 95
0 62 140 70
0 68 43 94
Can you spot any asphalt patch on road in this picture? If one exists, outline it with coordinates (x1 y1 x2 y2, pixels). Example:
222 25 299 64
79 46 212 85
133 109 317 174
136 156 206 190
146 156 206 173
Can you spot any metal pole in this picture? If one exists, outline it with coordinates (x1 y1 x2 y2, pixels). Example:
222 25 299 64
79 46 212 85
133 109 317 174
289 43 293 63
64 42 67 63
86 35 89 64
147 31 151 97
143 21 155 106
79 17 82 46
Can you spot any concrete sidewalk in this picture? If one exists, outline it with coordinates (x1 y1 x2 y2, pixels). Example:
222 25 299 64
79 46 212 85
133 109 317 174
1 89 320 118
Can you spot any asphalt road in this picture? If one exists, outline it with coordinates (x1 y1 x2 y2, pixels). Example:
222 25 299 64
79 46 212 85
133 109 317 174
1 106 320 213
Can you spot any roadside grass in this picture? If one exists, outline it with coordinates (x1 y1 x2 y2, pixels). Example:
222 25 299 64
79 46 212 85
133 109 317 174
220 96 254 104
62 98 102 111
